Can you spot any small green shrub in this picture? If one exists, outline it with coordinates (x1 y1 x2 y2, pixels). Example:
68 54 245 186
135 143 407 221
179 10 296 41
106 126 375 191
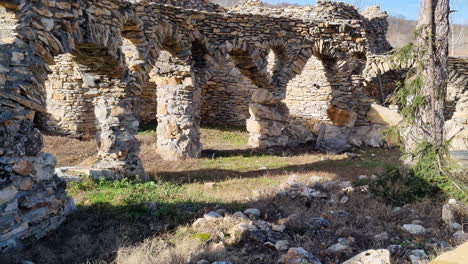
369 168 443 206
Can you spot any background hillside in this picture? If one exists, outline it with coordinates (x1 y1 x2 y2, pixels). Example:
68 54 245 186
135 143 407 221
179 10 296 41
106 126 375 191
211 0 468 56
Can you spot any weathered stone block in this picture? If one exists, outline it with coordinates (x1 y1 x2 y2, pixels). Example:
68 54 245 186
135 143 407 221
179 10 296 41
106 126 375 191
12 160 33 176
0 186 17 205
367 103 402 126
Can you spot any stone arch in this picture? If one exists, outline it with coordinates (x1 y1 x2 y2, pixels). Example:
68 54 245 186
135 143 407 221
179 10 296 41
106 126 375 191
307 39 370 127
0 1 154 253
1 1 146 180
225 40 272 90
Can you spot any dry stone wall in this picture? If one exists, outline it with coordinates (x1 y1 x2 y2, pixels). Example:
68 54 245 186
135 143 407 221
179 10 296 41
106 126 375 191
284 56 332 122
0 0 412 251
445 57 468 151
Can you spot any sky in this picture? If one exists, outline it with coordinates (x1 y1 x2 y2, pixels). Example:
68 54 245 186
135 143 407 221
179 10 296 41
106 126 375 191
263 0 468 24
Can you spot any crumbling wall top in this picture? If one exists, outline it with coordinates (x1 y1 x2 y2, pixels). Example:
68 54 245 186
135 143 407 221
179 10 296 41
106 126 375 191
229 0 367 23
141 0 226 12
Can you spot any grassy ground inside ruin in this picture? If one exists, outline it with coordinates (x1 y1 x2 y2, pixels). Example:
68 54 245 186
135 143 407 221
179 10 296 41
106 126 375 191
6 126 465 264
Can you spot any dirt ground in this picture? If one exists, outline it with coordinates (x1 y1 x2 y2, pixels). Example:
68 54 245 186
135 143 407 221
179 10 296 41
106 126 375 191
4 128 464 264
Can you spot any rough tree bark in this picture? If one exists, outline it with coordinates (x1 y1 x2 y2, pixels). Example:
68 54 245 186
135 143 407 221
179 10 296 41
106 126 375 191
404 0 450 161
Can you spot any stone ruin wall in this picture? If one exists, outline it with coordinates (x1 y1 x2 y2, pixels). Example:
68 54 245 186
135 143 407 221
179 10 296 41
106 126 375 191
362 55 468 151
363 56 468 122
1 0 465 252
0 5 73 253
39 0 388 134
442 57 468 151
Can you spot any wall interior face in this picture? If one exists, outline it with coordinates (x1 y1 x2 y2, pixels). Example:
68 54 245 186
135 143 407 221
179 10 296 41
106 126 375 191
0 0 467 252
284 55 332 122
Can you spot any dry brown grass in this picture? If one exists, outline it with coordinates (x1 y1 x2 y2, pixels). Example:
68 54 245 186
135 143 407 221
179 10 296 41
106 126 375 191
43 136 97 167
115 217 250 264
22 129 439 264
113 181 458 264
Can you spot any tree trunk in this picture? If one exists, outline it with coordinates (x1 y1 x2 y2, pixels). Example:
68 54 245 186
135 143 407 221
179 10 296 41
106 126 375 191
404 0 449 165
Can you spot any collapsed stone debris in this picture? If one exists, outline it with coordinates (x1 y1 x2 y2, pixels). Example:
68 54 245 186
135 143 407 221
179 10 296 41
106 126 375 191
0 0 466 253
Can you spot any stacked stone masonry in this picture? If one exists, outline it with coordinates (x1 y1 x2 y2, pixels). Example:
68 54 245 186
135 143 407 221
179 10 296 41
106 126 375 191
1 0 467 252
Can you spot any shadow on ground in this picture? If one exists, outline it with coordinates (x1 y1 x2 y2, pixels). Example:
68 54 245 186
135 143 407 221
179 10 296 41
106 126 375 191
155 148 400 184
3 153 404 264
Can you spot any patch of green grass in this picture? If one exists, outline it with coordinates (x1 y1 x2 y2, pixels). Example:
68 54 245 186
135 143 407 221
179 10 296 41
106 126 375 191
201 126 249 149
219 130 249 148
192 233 211 242
69 179 193 221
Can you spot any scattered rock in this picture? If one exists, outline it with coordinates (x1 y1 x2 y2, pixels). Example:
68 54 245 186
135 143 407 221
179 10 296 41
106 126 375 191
278 247 321 264
374 232 389 241
387 244 402 254
342 249 390 264
402 224 426 235
216 208 226 216
358 175 369 180
205 211 223 220
408 249 428 264
309 176 322 183
288 175 298 185
307 217 331 230
0 186 18 205
325 242 349 254
338 181 352 189
450 222 462 231
453 231 467 242
232 211 247 218
244 208 261 219
272 224 286 232
264 241 276 249
275 240 289 251
311 190 327 199
192 218 206 227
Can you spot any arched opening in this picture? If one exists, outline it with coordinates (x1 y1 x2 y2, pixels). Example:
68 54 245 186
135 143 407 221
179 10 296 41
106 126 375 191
200 59 256 128
227 44 316 149
316 52 369 127
37 54 98 139
284 55 332 124
36 42 145 180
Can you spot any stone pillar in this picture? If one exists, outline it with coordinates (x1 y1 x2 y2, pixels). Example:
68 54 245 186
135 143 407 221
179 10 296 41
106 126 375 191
94 96 146 180
247 89 315 148
0 104 75 253
156 78 202 160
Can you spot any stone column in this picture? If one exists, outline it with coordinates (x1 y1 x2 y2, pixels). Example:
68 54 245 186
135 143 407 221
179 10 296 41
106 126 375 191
156 77 202 160
94 96 146 180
